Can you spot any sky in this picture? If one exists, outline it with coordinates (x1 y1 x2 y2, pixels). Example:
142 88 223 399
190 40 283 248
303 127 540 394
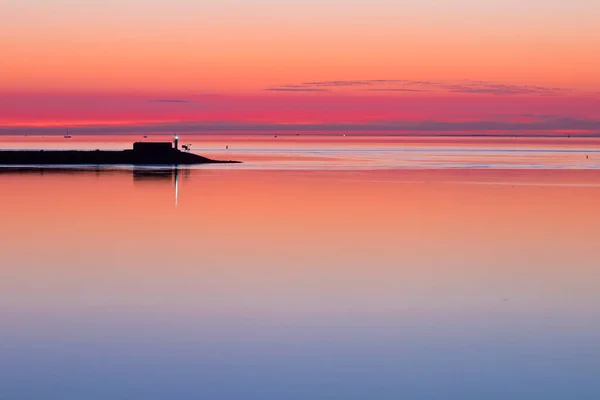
1 0 599 134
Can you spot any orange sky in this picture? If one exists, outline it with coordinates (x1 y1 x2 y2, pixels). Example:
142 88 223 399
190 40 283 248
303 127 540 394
1 0 599 133
2 1 599 93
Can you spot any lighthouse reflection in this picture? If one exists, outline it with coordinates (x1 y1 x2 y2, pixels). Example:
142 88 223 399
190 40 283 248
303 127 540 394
132 167 189 207
0 166 189 207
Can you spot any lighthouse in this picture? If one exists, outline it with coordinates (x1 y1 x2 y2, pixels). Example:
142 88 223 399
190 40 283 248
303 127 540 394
173 134 179 150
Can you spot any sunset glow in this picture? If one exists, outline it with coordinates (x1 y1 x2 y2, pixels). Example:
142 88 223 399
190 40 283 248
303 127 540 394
1 0 599 134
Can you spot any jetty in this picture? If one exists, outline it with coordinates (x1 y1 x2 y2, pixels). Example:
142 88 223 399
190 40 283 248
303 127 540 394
0 138 240 166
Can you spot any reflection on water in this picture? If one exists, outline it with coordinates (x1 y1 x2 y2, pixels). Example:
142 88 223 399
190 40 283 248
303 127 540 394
0 166 188 207
1 166 600 398
132 167 189 207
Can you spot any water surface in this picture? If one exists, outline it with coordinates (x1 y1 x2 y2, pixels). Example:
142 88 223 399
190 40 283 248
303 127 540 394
1 137 600 399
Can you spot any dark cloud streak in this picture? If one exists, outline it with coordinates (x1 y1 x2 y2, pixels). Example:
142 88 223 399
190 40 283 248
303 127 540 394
364 88 428 92
2 117 599 135
444 82 568 96
265 88 331 92
148 99 194 103
268 79 572 96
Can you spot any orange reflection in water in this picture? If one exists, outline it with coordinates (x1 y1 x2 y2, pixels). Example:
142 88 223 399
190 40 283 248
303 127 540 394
1 168 600 319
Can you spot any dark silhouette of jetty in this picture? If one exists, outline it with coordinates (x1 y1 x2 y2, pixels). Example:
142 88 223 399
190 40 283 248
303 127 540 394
0 140 240 166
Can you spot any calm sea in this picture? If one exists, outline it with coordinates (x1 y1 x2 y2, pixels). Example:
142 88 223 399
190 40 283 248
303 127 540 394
1 135 600 399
